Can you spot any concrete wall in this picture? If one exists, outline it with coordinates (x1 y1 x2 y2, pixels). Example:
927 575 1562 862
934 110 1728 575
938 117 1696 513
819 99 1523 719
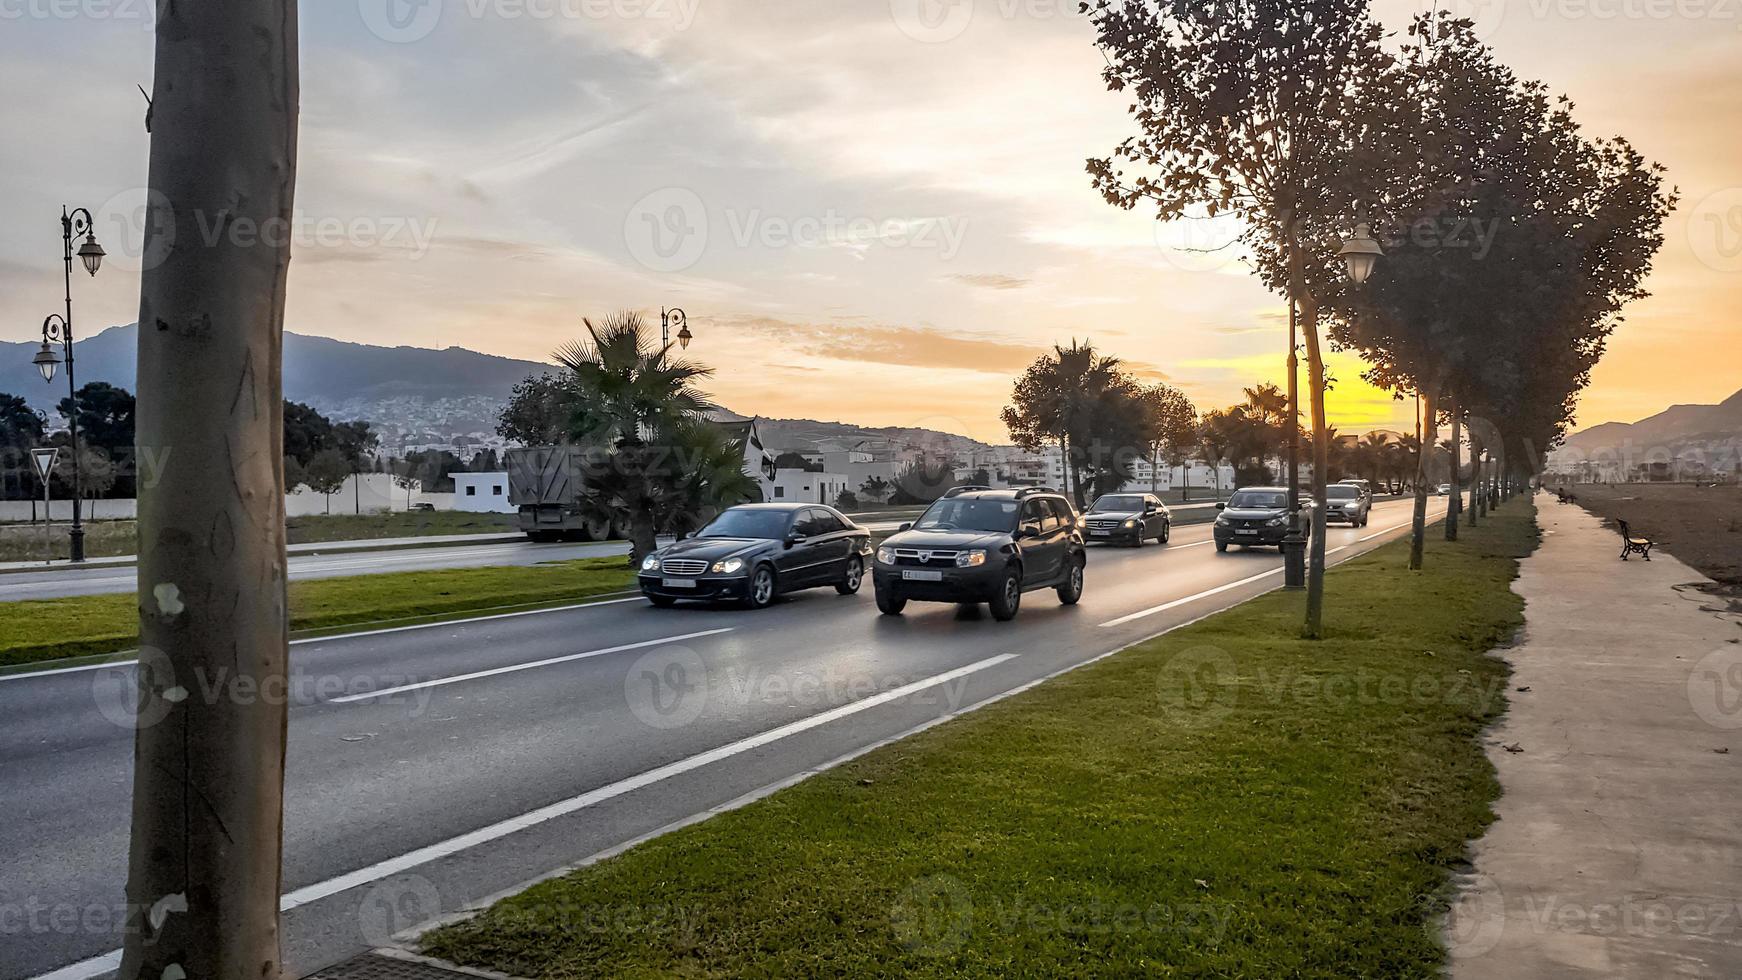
1 474 451 524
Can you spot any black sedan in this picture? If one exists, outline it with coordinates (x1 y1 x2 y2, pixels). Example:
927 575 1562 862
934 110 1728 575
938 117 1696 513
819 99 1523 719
1213 487 1314 552
639 503 871 609
1083 492 1172 546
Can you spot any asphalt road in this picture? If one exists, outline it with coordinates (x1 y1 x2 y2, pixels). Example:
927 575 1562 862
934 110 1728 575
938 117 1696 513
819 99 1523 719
0 540 632 603
0 498 1444 979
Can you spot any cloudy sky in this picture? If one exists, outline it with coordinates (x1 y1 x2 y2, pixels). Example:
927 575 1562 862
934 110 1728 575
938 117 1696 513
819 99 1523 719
1 0 1737 444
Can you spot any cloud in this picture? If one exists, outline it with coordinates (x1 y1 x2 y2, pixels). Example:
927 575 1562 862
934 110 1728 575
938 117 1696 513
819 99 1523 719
947 273 1030 290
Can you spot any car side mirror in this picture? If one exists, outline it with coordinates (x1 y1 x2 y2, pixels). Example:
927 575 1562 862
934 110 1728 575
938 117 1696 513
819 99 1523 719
1215 503 1226 511
785 534 807 548
898 522 912 533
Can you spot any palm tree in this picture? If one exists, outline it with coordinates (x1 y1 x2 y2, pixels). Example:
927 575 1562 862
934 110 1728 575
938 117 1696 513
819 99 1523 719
555 311 717 560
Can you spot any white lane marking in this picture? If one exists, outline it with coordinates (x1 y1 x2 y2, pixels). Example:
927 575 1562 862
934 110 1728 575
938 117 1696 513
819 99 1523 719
1097 567 1287 628
29 652 1017 980
0 596 648 684
291 653 1016 907
330 628 736 704
1098 512 1434 629
28 951 120 980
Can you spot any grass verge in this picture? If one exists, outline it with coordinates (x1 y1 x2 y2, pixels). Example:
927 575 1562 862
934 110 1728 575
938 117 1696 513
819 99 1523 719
0 556 634 667
422 501 1538 978
0 511 522 563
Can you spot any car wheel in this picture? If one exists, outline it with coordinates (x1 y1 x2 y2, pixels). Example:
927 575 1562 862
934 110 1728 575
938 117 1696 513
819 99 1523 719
1158 521 1171 545
836 556 864 595
875 589 907 616
989 568 1023 622
1132 532 1145 548
1057 558 1084 606
646 594 677 608
746 565 777 609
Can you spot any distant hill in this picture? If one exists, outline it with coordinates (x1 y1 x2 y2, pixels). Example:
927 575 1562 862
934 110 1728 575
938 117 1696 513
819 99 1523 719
1563 388 1742 454
0 323 553 412
756 418 991 456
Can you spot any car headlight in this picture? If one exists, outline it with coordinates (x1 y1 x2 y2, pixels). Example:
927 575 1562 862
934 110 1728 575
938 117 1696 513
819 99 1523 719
876 546 896 565
1123 519 1140 529
1215 515 1231 526
1267 516 1288 527
955 549 987 568
640 555 661 572
712 557 745 574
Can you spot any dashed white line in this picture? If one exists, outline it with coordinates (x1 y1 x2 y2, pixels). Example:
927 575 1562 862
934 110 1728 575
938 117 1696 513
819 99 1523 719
330 628 737 704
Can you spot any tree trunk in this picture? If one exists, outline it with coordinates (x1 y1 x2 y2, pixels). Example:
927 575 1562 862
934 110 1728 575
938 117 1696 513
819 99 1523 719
1410 387 1438 571
1467 432 1481 528
1445 402 1462 542
123 2 298 978
629 510 659 564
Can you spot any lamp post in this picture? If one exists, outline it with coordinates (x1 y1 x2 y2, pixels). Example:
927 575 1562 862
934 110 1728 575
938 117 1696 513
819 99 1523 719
32 206 105 563
1282 297 1306 589
660 307 692 363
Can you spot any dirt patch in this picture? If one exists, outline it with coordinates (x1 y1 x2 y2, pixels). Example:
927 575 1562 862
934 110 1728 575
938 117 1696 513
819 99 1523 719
1550 482 1742 586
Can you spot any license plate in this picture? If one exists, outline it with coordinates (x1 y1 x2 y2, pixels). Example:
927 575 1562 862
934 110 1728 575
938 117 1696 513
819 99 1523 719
902 570 944 582
1235 529 1259 536
1090 530 1111 537
662 578 698 588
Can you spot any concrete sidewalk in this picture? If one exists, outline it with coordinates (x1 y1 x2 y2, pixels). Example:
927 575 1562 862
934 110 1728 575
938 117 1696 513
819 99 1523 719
1448 493 1742 978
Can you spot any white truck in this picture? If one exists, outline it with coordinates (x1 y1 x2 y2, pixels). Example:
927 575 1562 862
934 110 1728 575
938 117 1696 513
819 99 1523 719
504 446 621 543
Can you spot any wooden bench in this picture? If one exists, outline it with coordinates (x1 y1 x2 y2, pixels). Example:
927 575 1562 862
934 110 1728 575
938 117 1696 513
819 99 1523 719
1616 519 1653 561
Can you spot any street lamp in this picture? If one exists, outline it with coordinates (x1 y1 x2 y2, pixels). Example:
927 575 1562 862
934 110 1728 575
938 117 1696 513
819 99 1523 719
661 307 693 359
1337 223 1383 285
30 206 105 563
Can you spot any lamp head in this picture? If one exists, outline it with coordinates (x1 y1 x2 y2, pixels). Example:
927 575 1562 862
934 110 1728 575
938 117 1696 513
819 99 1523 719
33 342 60 383
1337 223 1383 285
77 235 105 276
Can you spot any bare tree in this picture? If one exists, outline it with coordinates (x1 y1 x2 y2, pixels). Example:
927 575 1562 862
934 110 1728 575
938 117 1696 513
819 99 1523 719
123 2 298 977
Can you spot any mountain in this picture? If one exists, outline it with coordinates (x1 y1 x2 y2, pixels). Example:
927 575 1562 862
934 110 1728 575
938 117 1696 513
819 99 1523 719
0 323 553 411
1562 388 1742 455
755 418 991 456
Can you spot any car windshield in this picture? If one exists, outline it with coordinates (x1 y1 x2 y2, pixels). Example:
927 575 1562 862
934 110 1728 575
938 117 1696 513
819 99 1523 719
1090 495 1145 513
1228 490 1287 509
915 497 1019 533
698 509 791 539
1326 486 1360 499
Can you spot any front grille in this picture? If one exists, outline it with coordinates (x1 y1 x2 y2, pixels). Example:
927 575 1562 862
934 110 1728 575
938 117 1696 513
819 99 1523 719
1086 519 1124 530
894 548 960 567
661 558 710 576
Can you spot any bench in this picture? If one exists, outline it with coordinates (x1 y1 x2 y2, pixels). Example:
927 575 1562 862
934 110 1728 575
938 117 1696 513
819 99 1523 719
1555 488 1577 505
1616 519 1653 561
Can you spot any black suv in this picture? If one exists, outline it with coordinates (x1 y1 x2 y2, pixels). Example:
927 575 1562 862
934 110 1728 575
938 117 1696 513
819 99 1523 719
1213 486 1315 552
872 488 1086 621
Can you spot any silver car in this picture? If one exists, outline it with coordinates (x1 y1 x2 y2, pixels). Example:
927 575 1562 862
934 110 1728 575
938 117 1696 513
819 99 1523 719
1323 484 1370 526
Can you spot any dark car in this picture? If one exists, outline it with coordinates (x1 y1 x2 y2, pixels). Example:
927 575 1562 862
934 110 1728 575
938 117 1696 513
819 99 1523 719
1323 483 1371 526
1213 487 1314 552
1083 492 1172 546
872 488 1086 621
638 503 871 609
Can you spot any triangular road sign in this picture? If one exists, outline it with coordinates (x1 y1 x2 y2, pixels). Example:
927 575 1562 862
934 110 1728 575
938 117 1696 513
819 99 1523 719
30 447 59 483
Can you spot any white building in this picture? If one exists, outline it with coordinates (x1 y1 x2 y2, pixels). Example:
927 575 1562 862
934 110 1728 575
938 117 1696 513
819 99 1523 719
450 471 514 513
768 468 852 505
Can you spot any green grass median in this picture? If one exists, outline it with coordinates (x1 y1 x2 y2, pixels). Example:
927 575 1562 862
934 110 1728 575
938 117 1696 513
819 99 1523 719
0 556 635 668
422 502 1538 978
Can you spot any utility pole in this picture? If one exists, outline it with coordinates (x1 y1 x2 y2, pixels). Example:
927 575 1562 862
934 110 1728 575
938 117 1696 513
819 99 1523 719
122 3 299 978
